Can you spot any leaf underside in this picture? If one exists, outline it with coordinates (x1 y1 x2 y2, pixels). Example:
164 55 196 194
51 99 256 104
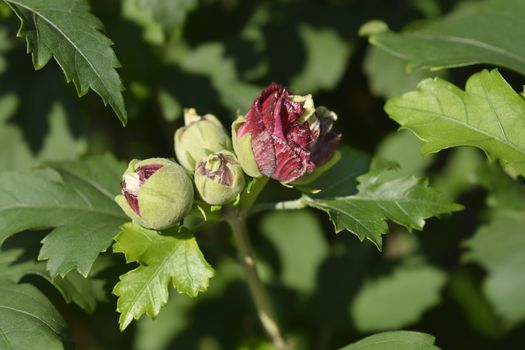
113 223 214 330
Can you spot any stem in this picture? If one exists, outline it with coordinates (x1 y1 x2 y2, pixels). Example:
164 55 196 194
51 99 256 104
228 217 288 349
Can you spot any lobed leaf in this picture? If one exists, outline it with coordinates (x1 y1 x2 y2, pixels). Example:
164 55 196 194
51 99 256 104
367 0 525 76
0 154 127 277
306 160 462 249
0 248 107 313
4 0 128 124
385 69 525 178
113 222 214 330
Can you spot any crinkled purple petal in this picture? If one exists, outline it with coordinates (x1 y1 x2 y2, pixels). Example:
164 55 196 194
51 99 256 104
240 83 316 182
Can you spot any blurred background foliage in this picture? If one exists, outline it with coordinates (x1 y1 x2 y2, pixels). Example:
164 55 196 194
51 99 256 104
1 0 525 349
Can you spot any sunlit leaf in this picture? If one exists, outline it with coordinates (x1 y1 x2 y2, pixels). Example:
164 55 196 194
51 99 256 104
4 0 128 123
385 69 525 178
113 222 214 330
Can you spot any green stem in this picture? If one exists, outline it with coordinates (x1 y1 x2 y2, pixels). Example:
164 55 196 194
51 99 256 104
227 216 288 349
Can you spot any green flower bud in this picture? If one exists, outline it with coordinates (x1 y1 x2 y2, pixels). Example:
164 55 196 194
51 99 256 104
115 158 193 230
174 108 231 171
194 151 246 205
231 115 262 178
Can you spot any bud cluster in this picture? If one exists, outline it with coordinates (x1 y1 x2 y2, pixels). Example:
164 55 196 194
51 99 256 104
115 83 341 230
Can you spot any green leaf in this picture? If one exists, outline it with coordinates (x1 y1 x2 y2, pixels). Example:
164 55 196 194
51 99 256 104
113 222 214 330
462 165 525 326
0 248 107 313
135 0 197 33
367 0 525 76
306 160 462 249
351 263 446 331
340 331 440 350
385 69 525 178
289 24 350 93
260 210 328 294
0 154 126 277
0 278 70 349
4 0 128 124
363 46 447 99
463 211 525 326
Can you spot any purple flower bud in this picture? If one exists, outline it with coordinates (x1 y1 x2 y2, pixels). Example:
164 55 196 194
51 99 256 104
234 83 340 183
115 158 194 230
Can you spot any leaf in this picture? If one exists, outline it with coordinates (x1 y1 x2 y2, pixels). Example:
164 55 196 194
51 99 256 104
461 165 525 326
0 278 70 349
260 210 328 294
385 69 525 178
135 0 198 33
306 160 462 249
463 211 525 326
339 331 440 350
4 0 128 124
363 46 447 99
0 154 127 277
350 263 446 331
366 0 525 76
0 248 107 313
289 24 350 92
113 222 214 330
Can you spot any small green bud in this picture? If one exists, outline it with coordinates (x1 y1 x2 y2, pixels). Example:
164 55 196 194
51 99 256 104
194 151 246 205
231 115 262 178
174 108 231 171
115 158 193 230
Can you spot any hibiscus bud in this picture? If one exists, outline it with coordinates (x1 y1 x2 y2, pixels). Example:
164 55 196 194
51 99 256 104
175 108 231 171
194 151 246 205
233 83 340 183
115 158 193 230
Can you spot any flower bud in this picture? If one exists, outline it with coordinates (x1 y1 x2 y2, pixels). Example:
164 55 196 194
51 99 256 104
194 151 246 205
174 108 231 171
232 83 340 183
115 158 193 230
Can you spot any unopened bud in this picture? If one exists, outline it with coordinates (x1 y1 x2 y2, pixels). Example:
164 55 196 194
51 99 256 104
194 151 245 205
174 108 231 171
115 158 193 230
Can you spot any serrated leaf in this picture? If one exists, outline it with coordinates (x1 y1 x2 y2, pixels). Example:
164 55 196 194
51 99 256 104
113 222 214 330
0 154 127 277
367 0 525 76
4 0 128 124
0 278 70 349
351 263 446 331
385 69 525 178
0 248 107 313
340 331 440 350
306 160 461 249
